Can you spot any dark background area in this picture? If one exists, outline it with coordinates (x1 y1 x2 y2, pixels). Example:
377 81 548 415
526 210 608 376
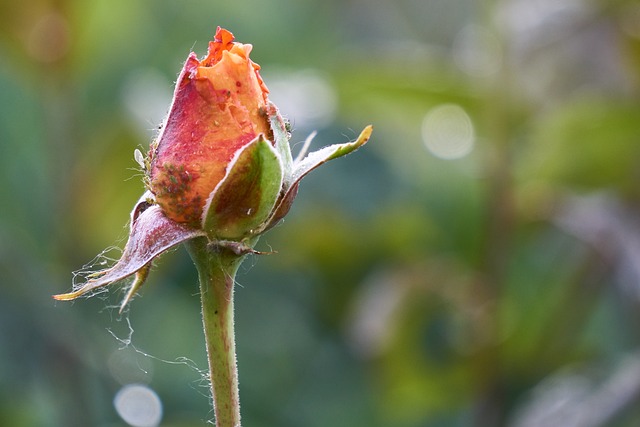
2 0 640 426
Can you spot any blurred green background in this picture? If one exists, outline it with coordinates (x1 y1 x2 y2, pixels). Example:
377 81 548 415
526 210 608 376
2 0 640 426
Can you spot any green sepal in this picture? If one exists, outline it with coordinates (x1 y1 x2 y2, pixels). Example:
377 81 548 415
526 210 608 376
268 102 293 184
202 134 284 240
291 125 372 184
258 125 373 233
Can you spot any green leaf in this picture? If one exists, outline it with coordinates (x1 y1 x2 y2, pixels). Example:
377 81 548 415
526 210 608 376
202 135 284 240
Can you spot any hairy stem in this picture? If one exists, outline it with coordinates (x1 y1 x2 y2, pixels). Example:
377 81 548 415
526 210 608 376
187 237 246 427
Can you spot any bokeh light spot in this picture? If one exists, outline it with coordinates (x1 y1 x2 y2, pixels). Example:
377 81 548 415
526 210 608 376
26 11 71 63
421 104 475 160
113 384 163 427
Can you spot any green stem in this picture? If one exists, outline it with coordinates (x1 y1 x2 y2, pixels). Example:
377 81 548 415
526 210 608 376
186 237 246 427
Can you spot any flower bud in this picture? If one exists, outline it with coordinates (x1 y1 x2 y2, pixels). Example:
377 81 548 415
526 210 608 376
54 26 372 307
149 27 272 228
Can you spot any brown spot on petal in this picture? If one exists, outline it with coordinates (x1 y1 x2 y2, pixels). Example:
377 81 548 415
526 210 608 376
153 162 202 226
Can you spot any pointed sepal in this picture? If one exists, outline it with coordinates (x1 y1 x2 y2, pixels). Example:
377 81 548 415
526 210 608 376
291 125 372 184
119 263 151 313
260 125 372 231
53 203 205 302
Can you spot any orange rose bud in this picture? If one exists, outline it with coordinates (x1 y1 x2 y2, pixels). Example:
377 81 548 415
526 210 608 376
149 27 271 227
54 25 371 307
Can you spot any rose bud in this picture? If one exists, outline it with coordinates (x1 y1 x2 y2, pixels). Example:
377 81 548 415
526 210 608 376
149 27 273 230
54 26 372 309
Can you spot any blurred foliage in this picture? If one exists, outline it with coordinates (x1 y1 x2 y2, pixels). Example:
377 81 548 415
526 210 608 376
2 0 640 426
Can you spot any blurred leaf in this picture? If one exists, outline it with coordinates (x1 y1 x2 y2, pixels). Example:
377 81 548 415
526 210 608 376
522 97 640 196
